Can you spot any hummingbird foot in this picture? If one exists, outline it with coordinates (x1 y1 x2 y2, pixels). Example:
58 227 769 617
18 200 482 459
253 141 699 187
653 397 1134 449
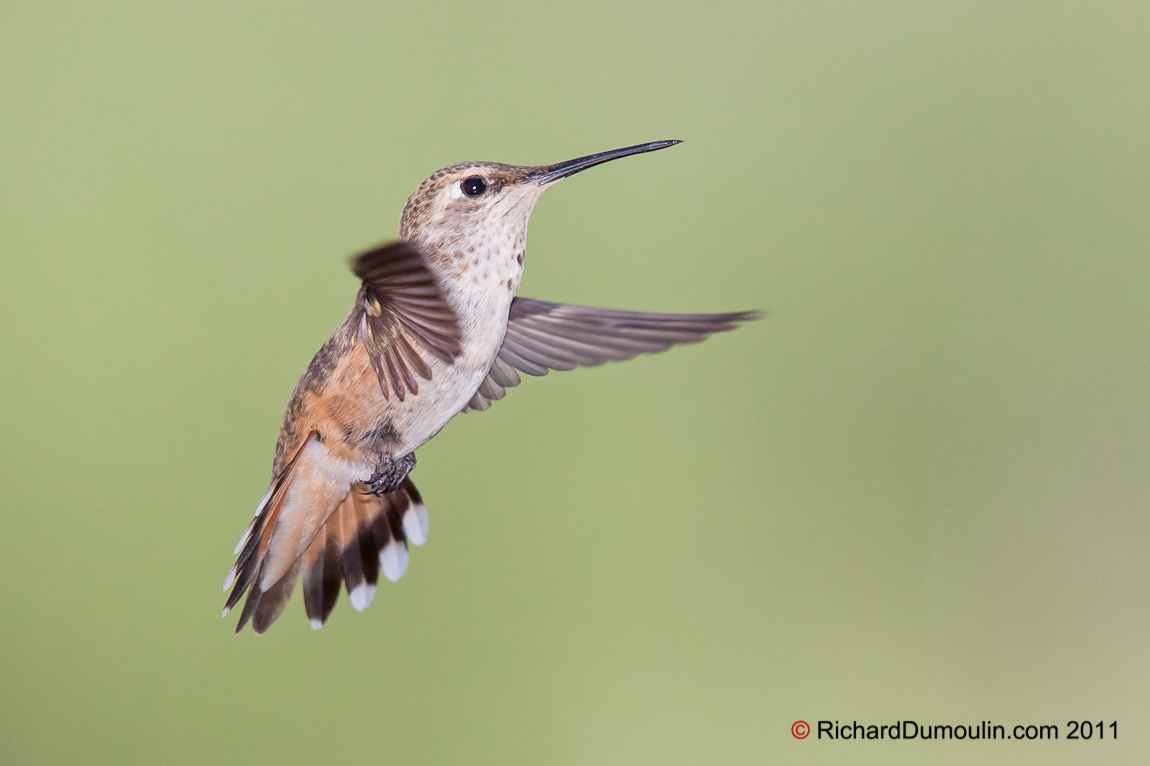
366 452 416 496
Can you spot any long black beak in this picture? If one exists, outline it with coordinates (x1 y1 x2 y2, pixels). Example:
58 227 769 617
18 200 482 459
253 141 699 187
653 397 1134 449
529 140 682 183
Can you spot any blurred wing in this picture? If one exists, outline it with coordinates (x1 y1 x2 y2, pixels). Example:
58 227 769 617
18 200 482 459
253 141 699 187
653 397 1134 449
352 241 462 401
462 297 759 412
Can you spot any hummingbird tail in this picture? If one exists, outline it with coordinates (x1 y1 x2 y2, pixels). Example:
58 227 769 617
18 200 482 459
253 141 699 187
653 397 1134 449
297 477 427 630
222 435 429 634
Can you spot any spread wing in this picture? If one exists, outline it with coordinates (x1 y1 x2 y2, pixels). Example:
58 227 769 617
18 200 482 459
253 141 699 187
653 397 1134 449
462 297 759 412
352 241 462 401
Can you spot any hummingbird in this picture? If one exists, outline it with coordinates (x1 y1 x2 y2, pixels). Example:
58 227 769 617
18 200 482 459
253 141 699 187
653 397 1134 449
222 140 758 633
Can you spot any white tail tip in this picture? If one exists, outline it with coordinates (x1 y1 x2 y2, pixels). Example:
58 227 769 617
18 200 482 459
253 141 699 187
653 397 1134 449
309 618 324 631
233 527 251 555
349 583 377 612
402 504 429 546
254 485 275 517
380 540 409 582
222 568 237 592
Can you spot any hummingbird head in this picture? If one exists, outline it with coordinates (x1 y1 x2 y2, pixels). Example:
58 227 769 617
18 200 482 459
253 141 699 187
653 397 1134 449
398 140 681 268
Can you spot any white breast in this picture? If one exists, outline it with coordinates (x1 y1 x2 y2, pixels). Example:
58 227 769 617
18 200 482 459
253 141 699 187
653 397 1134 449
387 235 525 456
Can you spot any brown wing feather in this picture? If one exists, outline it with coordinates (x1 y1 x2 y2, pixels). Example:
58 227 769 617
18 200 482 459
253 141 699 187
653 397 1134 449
352 241 462 401
462 297 759 412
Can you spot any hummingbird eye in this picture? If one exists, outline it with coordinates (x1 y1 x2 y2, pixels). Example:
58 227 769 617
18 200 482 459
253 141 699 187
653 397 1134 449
461 176 488 197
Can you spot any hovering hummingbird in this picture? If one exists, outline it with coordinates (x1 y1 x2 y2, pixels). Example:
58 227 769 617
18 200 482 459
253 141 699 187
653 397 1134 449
222 140 757 633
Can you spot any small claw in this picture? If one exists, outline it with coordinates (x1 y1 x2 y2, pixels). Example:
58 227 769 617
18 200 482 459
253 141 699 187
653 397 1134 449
367 452 417 495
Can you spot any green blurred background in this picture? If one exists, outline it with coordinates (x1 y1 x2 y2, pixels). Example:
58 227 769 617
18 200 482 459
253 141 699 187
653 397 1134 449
2 1 1149 763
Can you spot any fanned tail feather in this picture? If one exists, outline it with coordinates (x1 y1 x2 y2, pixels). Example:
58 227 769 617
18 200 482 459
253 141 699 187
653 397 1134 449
299 478 427 630
221 438 312 630
223 448 429 634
